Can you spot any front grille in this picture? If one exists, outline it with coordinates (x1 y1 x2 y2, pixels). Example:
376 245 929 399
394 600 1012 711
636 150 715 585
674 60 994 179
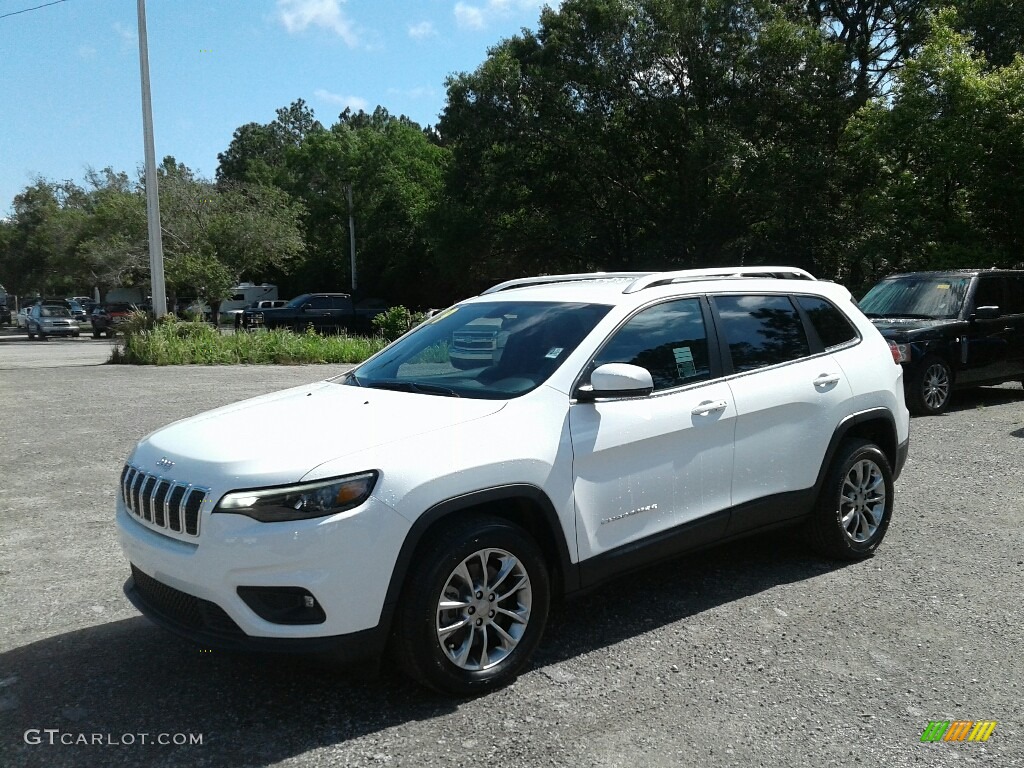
122 463 207 537
130 565 243 637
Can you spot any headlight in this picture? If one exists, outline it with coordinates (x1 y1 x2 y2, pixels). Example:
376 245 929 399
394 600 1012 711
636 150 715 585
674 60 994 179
214 471 378 522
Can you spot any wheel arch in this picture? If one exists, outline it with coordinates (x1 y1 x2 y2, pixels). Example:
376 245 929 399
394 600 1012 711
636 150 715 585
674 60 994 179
814 409 900 495
379 484 578 637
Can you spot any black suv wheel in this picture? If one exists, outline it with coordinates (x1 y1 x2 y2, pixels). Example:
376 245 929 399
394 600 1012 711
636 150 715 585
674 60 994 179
907 357 952 415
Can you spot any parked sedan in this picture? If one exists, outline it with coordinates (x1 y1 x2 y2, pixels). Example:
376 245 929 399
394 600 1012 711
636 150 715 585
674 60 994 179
27 304 80 339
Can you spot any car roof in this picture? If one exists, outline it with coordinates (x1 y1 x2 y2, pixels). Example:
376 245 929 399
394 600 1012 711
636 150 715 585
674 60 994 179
882 269 1022 279
460 268 851 307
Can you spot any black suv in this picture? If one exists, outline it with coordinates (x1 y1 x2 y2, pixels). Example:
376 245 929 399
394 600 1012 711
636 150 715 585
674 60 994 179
860 270 1024 414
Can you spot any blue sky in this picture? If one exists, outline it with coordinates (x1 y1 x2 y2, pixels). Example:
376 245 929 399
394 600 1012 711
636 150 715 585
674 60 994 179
0 0 559 215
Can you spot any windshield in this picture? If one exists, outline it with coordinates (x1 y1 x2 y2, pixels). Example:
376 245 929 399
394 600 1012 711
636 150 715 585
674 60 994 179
338 301 612 399
859 276 970 319
41 307 71 317
286 294 312 308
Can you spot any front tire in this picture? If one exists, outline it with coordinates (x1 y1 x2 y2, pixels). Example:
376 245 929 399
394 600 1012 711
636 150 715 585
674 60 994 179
394 516 550 697
907 356 952 415
807 439 893 561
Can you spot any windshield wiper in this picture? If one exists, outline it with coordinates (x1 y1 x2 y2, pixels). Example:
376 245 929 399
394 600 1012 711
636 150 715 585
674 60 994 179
863 312 936 320
364 380 461 397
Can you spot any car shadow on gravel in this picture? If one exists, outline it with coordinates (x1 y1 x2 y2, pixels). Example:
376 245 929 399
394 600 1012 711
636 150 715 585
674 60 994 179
537 531 843 666
944 383 1024 414
0 532 847 768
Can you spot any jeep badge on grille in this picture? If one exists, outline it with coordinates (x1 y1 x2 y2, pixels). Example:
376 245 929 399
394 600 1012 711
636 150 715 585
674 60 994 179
156 457 174 469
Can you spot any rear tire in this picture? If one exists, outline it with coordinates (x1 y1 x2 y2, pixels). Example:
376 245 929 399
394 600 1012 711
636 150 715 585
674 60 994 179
394 515 550 697
807 439 893 561
92 328 100 338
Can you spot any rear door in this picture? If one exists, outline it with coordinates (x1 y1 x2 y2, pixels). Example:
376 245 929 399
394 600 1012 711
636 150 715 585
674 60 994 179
710 294 855 533
570 297 736 565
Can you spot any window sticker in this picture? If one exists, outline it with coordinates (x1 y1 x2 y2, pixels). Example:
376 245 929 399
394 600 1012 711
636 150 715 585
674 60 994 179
545 347 564 359
673 347 696 378
936 284 950 291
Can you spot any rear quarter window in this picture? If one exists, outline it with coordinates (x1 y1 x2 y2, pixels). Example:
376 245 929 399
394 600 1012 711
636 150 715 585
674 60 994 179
796 296 860 349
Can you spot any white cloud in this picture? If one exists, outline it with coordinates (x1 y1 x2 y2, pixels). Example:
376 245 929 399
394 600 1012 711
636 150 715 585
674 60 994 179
454 0 559 31
277 0 358 47
454 3 485 30
408 21 436 40
314 89 369 112
113 21 137 45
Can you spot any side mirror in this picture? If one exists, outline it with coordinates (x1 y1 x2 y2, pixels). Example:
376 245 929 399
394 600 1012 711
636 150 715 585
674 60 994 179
576 363 654 401
973 305 1000 320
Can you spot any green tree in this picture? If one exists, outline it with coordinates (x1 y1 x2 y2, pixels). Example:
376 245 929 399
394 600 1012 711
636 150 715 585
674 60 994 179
158 158 306 318
437 0 854 285
842 9 1024 284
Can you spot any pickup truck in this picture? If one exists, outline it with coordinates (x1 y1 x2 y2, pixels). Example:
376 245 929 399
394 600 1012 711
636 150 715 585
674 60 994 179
245 293 385 334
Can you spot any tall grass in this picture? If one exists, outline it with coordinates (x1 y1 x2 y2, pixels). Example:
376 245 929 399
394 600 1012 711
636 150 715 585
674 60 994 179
109 315 388 365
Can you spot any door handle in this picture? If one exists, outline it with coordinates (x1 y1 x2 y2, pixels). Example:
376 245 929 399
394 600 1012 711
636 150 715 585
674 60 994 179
814 374 841 387
692 399 728 416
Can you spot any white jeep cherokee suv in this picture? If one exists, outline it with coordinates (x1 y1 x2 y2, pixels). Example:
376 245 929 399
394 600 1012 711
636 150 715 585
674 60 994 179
117 267 910 696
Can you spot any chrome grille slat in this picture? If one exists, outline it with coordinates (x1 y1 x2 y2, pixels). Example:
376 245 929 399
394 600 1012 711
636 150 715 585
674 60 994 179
140 477 156 521
167 485 186 532
120 463 206 539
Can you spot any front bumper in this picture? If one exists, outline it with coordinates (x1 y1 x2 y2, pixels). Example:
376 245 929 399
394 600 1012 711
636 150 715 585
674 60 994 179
123 568 386 660
117 492 410 647
39 325 78 336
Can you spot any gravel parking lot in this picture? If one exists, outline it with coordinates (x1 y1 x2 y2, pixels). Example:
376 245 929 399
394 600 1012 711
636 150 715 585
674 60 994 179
1 338 1022 768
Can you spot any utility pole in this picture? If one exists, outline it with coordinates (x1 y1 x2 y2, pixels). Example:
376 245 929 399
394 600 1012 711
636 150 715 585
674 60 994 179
347 183 357 293
137 0 167 317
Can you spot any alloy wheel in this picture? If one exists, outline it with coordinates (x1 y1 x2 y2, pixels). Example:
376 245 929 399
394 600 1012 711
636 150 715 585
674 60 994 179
840 459 886 543
436 547 532 671
922 362 950 411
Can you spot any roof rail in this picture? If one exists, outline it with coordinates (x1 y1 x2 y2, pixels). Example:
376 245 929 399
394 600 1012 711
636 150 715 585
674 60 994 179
481 272 653 295
622 266 816 294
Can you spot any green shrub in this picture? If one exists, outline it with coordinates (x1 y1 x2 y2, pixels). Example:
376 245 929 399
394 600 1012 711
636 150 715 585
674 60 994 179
372 305 412 341
110 316 388 365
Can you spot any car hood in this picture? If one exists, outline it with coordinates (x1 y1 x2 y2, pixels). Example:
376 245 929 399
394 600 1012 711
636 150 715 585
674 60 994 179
870 317 957 338
132 381 507 486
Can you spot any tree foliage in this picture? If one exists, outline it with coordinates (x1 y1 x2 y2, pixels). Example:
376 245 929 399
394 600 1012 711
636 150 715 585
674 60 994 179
3 0 1023 308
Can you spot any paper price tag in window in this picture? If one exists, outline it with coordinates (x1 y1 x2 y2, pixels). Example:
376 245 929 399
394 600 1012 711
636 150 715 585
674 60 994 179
673 347 696 378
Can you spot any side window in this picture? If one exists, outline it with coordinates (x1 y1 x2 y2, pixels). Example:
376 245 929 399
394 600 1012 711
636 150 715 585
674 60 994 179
973 275 1004 311
714 295 810 373
591 298 711 391
796 295 859 349
308 296 331 310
